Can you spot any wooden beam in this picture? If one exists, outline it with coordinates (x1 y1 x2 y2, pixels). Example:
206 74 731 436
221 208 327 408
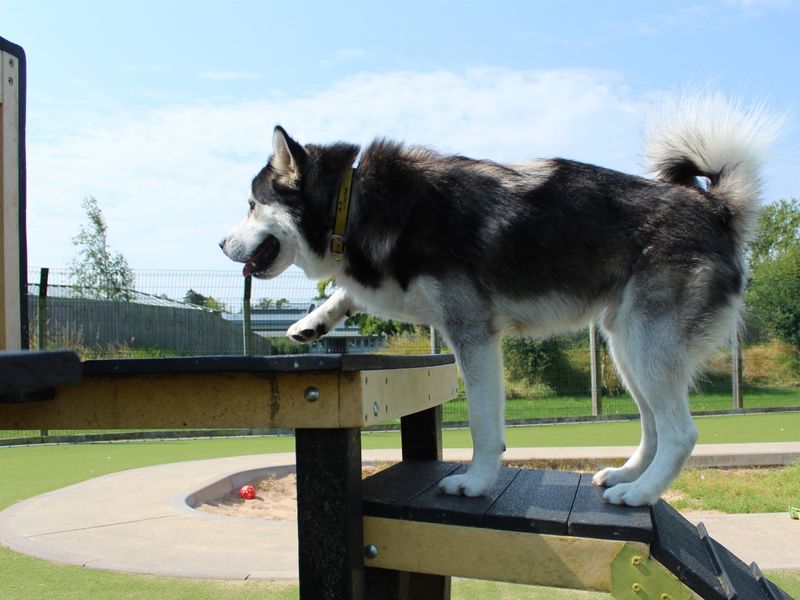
0 363 457 429
363 516 649 593
0 49 22 350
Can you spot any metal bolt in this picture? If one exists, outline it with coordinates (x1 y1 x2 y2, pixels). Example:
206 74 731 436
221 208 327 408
631 555 642 566
364 544 378 559
303 386 320 403
660 595 671 600
372 402 380 416
632 582 642 593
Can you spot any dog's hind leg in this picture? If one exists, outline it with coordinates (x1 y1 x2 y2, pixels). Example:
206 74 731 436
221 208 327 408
438 329 505 497
286 287 358 343
602 317 698 507
592 328 658 488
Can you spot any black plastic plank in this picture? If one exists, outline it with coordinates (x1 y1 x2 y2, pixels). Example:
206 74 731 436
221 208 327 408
567 474 652 543
485 469 581 535
650 500 730 600
404 465 520 527
82 353 454 375
712 536 780 600
362 461 462 519
0 351 81 400
751 563 795 600
698 522 736 599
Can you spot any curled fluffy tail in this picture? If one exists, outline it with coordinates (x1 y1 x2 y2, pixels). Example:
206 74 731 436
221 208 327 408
644 92 783 244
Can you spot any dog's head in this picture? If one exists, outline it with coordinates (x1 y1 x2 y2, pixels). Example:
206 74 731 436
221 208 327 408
221 126 357 279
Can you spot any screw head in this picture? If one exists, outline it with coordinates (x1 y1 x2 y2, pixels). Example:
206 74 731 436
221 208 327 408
632 582 642 593
364 544 378 559
304 386 320 403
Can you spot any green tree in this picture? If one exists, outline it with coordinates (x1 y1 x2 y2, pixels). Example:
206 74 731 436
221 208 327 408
256 298 290 310
748 244 800 350
69 196 135 301
346 313 415 337
183 289 227 313
746 197 800 349
749 198 800 268
315 279 335 301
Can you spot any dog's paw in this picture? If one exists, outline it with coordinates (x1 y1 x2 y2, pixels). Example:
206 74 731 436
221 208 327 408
602 482 658 507
286 319 328 343
438 470 496 497
592 466 640 487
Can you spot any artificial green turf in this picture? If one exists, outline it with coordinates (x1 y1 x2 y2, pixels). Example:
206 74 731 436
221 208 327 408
1 415 799 599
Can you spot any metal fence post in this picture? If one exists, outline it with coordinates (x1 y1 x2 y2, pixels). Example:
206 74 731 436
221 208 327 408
429 326 441 354
589 322 602 417
37 267 48 350
242 275 253 355
38 267 49 438
732 327 743 409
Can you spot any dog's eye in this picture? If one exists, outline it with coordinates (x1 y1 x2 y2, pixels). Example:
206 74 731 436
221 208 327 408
248 200 256 211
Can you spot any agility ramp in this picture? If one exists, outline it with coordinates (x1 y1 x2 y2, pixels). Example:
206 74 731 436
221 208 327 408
362 461 794 599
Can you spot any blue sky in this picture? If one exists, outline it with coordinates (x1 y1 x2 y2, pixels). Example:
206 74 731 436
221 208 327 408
2 0 799 288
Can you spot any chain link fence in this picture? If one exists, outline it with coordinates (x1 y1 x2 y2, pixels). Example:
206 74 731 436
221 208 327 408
3 266 799 444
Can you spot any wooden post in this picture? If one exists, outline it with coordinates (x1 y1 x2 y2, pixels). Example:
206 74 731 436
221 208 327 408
365 405 451 600
732 328 743 410
242 275 253 355
0 39 26 350
295 427 365 600
589 322 602 417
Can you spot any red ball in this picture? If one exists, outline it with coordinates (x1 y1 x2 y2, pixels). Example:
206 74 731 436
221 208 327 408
239 484 256 500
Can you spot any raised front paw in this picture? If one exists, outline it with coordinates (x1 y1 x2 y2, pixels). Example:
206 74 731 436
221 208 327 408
286 319 328 343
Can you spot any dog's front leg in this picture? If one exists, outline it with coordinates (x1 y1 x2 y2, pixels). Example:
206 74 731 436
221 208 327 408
287 287 357 343
439 332 505 497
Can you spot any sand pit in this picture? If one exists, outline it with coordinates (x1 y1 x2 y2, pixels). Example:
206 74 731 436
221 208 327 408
196 464 390 521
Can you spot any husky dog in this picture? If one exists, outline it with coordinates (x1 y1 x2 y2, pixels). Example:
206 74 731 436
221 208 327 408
220 95 779 506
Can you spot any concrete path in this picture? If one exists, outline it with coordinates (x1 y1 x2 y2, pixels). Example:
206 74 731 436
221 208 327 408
0 444 798 580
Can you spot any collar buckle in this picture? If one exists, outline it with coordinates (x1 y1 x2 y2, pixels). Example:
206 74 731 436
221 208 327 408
330 235 345 261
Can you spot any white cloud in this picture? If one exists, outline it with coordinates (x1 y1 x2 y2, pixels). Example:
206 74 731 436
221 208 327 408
197 70 263 81
26 67 651 274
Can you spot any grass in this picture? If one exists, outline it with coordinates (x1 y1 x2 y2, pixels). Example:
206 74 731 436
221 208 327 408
440 385 800 423
671 461 800 513
1 416 799 599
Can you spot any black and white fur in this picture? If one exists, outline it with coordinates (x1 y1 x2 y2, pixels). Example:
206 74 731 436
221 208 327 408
221 95 779 506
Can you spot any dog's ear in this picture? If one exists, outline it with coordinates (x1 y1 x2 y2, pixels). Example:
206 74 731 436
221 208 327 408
271 126 307 187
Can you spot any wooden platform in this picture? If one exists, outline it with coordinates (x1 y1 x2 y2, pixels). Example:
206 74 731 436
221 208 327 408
0 353 457 429
362 461 793 599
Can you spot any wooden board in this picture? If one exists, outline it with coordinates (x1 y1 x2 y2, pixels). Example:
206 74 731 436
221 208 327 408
0 355 457 429
0 43 24 350
363 516 647 592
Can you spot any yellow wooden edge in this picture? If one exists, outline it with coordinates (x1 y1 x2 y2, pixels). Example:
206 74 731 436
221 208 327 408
1 50 23 350
363 516 650 593
0 363 458 430
341 364 458 428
